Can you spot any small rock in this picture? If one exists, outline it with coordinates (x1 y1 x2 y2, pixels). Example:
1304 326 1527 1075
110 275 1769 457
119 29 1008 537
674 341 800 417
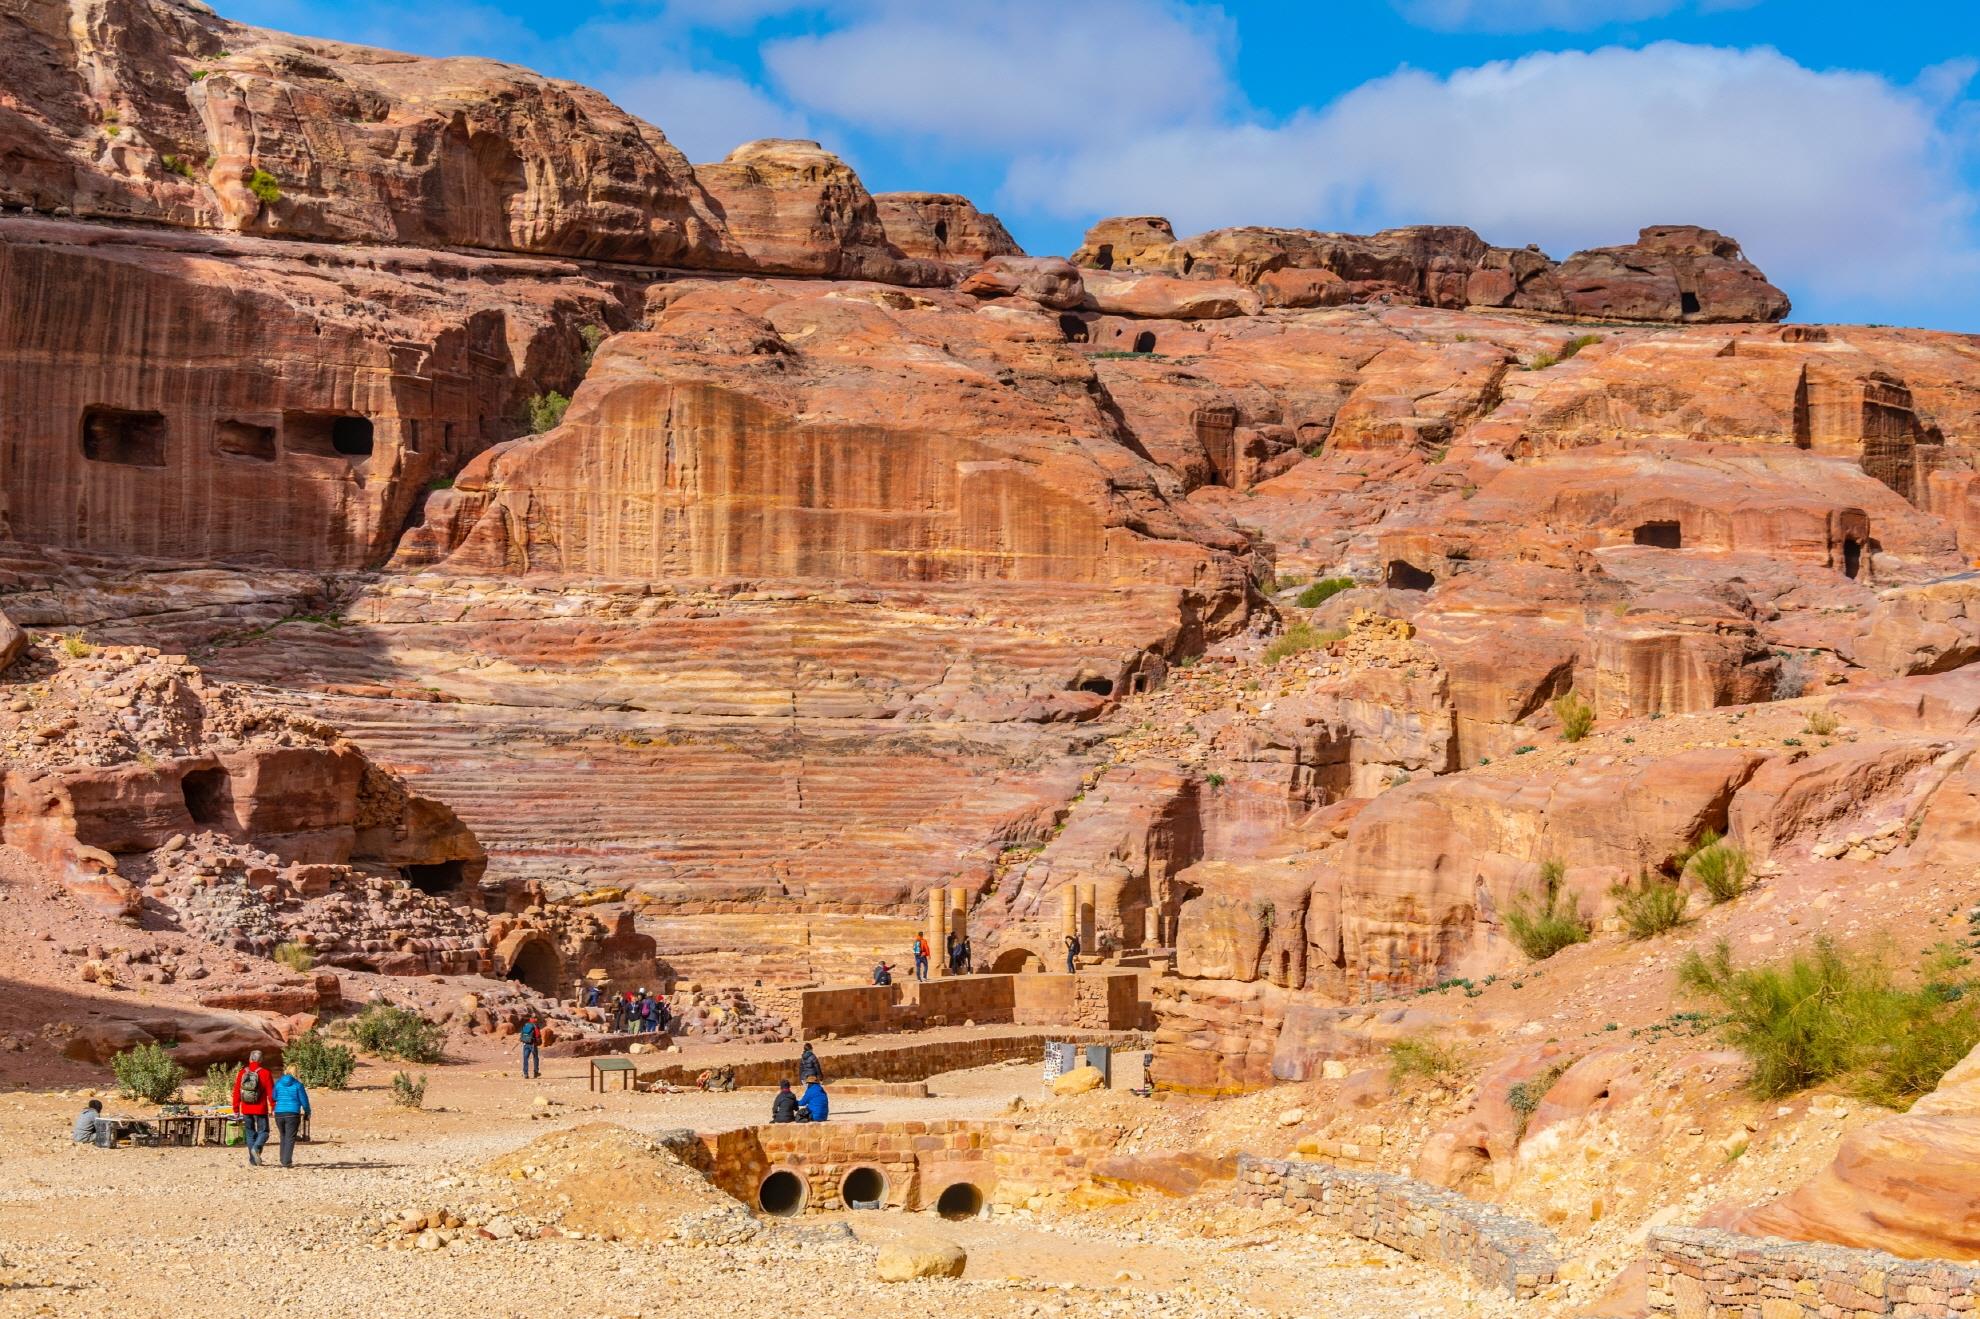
875 1238 967 1282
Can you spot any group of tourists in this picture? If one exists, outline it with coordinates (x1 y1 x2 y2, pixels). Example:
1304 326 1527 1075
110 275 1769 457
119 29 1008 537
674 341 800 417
74 1049 313 1168
770 1043 829 1123
609 987 670 1035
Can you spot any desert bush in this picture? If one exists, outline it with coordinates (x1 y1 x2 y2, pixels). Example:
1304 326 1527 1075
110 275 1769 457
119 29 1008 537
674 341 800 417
579 323 607 366
390 1071 429 1109
161 154 196 179
199 1062 233 1106
1504 860 1590 960
347 1003 445 1064
111 1043 186 1103
526 391 570 434
1552 689 1595 742
1525 351 1559 371
1681 938 1980 1106
1558 333 1603 362
59 632 93 659
1295 576 1357 609
283 1029 357 1091
1685 832 1752 904
1804 707 1840 737
272 941 315 972
1506 1058 1572 1134
1264 620 1346 665
1773 652 1811 700
246 167 281 205
1388 1036 1464 1085
1612 872 1689 939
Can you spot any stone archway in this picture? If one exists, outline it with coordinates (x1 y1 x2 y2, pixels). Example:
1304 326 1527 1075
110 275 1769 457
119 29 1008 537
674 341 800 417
990 948 1042 974
497 932 565 997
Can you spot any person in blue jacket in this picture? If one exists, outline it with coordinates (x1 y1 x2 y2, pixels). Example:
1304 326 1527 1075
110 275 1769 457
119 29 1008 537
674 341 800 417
799 1078 828 1123
272 1065 312 1169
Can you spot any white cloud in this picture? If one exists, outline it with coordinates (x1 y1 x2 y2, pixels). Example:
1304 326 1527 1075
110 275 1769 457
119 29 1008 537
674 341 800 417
1392 0 1759 33
762 0 1237 150
1001 43 1980 319
610 68 811 163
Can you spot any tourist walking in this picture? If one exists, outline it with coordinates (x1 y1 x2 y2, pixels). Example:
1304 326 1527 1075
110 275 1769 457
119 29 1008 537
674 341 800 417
946 932 963 975
912 933 929 982
1065 932 1081 973
519 1015 542 1079
272 1064 311 1168
232 1049 275 1166
798 1043 823 1085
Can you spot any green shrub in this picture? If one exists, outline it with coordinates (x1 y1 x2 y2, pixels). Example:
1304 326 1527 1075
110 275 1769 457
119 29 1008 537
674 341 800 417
1612 873 1689 939
1681 938 1980 1106
579 323 607 367
1264 620 1345 664
347 1004 445 1064
161 154 197 179
246 167 281 205
1685 832 1752 904
526 391 570 434
59 632 94 659
1295 577 1357 609
1552 689 1594 742
283 1029 357 1090
390 1071 429 1109
1558 333 1603 362
1388 1036 1464 1085
199 1062 233 1106
1525 351 1559 371
1506 1058 1572 1134
1504 860 1590 961
111 1043 186 1103
272 941 315 972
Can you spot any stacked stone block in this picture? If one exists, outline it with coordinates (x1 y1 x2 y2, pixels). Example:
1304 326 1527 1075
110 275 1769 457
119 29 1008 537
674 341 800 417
1644 1227 1980 1318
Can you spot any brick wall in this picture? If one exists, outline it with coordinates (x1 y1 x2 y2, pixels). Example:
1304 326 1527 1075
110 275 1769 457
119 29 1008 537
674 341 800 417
1644 1227 1980 1318
634 1029 1149 1090
1235 1157 1561 1300
799 971 1145 1040
692 1119 1122 1214
798 984 903 1037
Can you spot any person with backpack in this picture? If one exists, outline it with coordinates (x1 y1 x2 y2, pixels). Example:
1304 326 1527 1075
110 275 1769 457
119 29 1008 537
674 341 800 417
912 934 930 982
232 1049 275 1166
519 1016 542 1079
1065 932 1081 973
272 1064 312 1168
797 1043 824 1085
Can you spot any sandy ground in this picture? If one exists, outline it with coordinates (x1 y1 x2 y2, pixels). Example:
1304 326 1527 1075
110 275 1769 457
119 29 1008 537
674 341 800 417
0 1058 1509 1319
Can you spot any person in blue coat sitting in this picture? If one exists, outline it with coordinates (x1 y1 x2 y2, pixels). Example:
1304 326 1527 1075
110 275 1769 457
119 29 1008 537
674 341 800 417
799 1078 828 1123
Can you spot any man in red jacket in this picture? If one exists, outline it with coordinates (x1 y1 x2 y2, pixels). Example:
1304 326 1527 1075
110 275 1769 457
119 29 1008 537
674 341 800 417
232 1049 275 1166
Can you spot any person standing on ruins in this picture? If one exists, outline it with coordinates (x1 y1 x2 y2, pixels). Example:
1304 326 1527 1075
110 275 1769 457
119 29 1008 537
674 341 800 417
518 1015 542 1079
798 1043 823 1085
1065 932 1081 974
271 1064 311 1168
232 1049 275 1166
912 933 929 982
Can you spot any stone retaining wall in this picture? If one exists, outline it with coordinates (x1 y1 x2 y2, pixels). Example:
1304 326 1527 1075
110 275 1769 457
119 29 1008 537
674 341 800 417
690 1119 1122 1214
1235 1157 1560 1300
798 971 1144 1039
634 1029 1146 1089
1644 1227 1980 1318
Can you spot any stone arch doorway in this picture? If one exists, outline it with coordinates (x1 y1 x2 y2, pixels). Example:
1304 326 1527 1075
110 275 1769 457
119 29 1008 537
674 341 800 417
498 933 564 997
990 948 1041 974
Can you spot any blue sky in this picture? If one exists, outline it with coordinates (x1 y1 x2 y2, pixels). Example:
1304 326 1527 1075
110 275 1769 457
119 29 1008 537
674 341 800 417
225 0 1978 330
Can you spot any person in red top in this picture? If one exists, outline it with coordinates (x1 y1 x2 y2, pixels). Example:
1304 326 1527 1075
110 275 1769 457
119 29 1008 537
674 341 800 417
232 1049 276 1166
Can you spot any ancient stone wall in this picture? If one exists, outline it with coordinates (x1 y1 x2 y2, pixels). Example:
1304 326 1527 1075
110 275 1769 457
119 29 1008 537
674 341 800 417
1643 1227 1980 1318
635 1029 1147 1089
798 972 1144 1039
1234 1157 1561 1300
691 1119 1122 1214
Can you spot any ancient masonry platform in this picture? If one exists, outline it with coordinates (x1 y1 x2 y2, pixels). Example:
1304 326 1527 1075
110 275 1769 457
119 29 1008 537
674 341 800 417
1644 1227 1980 1318
635 1029 1146 1090
682 1119 1122 1217
1235 1156 1562 1300
798 970 1145 1040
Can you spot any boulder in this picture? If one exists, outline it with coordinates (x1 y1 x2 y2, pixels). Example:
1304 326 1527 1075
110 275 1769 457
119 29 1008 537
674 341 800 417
874 1238 967 1282
957 256 1085 310
874 193 1022 267
1081 272 1259 320
1051 1065 1104 1096
0 609 22 674
59 1008 287 1069
1553 226 1789 323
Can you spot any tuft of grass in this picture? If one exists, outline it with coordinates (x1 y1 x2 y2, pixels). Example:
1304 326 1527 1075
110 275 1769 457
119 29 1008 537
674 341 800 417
161 154 197 180
1773 652 1811 700
191 69 210 82
1263 620 1345 665
246 167 281 205
272 941 315 972
1612 872 1689 939
1506 1058 1572 1135
526 391 570 434
111 1043 186 1103
1388 1036 1464 1086
426 476 455 492
1685 831 1752 904
1504 859 1590 961
59 632 94 659
1804 707 1840 737
1681 937 1980 1106
283 1029 357 1090
1295 576 1356 609
346 1003 445 1064
1524 351 1560 371
1558 333 1603 362
390 1071 429 1109
1552 689 1594 742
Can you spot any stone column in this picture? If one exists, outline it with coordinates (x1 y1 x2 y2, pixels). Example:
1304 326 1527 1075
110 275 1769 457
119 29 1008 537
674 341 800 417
1061 889 1079 944
948 886 969 972
1144 906 1162 950
927 889 949 977
1077 882 1098 952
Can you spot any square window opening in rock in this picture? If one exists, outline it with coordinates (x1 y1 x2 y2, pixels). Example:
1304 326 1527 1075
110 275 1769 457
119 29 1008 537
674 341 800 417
80 407 168 467
214 419 277 463
285 412 375 460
